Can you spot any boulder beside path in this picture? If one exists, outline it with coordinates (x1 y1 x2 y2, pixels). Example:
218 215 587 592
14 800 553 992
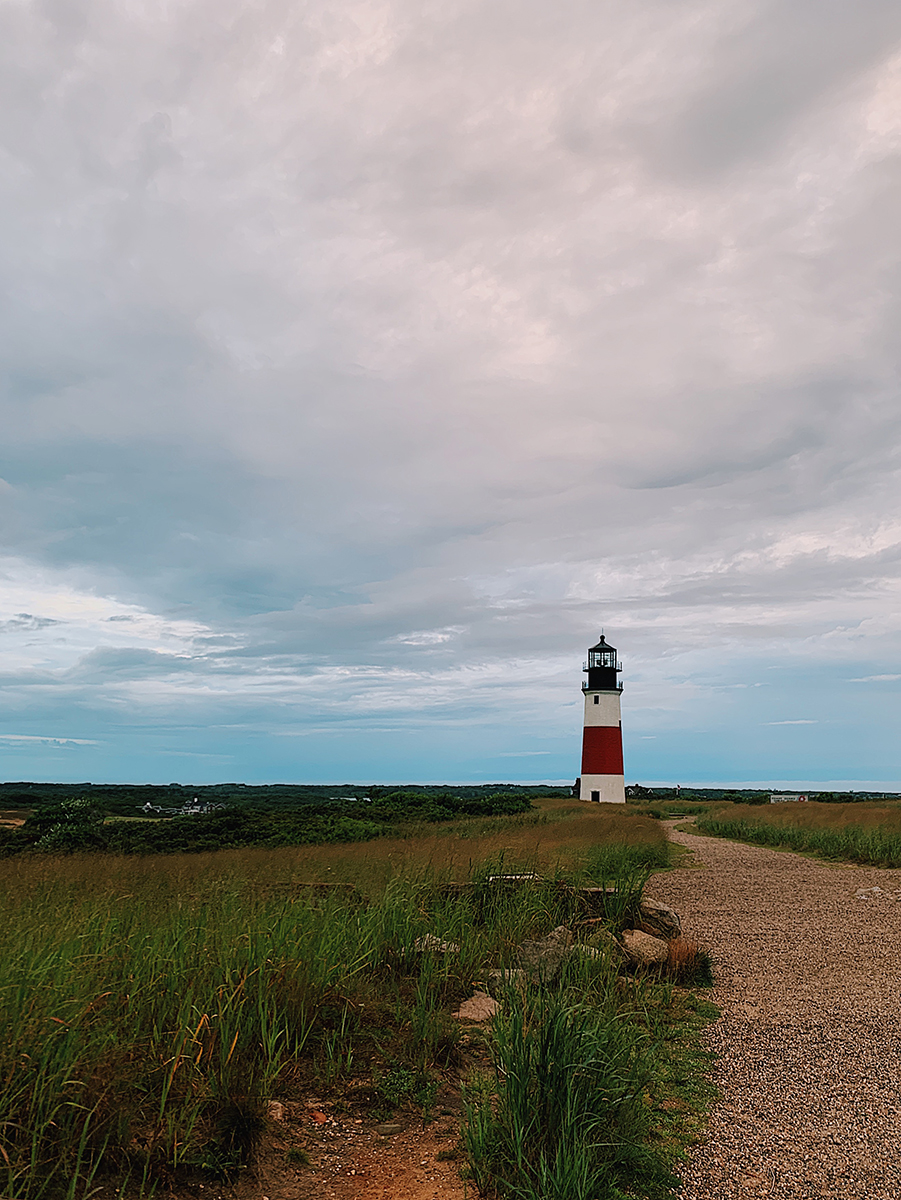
621 927 670 966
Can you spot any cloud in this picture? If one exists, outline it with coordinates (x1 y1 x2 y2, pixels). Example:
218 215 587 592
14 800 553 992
0 1 900 782
0 613 60 632
0 734 99 746
764 720 819 726
496 751 552 757
65 647 202 682
648 1 901 178
386 627 465 646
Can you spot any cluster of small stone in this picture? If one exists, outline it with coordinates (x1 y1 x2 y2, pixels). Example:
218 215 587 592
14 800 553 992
443 890 685 1021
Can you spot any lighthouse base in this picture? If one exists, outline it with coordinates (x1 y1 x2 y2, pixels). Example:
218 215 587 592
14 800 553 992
580 774 625 803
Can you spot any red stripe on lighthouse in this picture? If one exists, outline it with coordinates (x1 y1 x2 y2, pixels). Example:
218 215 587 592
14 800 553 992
581 725 623 775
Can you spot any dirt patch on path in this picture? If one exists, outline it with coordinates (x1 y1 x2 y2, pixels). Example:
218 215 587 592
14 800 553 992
649 821 901 1200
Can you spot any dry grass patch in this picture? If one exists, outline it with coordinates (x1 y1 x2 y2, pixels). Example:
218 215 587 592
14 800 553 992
720 802 901 833
0 797 666 904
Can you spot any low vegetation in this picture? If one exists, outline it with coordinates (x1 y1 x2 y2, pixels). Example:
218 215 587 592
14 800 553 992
696 802 901 867
0 781 569 818
462 964 711 1200
0 799 714 1199
0 790 535 857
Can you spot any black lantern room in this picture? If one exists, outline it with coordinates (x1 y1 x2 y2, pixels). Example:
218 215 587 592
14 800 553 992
583 635 622 692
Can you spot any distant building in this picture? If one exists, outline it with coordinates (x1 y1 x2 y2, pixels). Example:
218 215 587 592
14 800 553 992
138 798 222 817
624 784 651 799
178 798 221 815
769 793 809 803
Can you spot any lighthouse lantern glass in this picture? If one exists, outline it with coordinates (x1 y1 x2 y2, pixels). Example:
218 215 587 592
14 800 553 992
589 648 616 669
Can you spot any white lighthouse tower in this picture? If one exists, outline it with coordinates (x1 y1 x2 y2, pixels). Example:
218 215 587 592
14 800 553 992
579 634 625 803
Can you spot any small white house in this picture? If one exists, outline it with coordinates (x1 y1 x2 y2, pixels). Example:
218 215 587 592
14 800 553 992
769 793 809 803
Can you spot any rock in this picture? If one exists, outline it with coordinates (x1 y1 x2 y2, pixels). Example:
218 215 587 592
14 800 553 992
516 925 574 983
454 990 499 1021
267 1100 285 1122
581 928 628 962
413 933 461 953
621 928 669 966
638 898 682 939
374 1122 404 1136
855 887 886 900
486 968 527 997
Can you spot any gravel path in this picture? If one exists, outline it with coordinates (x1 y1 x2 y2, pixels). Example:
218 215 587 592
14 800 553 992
647 822 901 1200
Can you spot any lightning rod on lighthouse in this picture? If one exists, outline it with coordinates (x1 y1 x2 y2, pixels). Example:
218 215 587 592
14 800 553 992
578 634 625 803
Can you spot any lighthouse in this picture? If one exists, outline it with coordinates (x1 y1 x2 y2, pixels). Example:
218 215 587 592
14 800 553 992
579 634 625 803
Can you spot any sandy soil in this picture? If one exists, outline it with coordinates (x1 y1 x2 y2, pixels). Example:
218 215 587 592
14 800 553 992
649 821 901 1200
148 1099 470 1200
153 1066 475 1200
238 1103 467 1200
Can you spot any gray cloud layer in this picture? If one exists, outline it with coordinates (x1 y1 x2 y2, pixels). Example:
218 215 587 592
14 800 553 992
1 0 900 783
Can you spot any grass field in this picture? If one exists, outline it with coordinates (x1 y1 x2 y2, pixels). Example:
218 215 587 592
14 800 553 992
0 798 713 1199
696 802 901 867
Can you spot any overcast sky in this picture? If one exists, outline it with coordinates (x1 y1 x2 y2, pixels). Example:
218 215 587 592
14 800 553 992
1 0 901 787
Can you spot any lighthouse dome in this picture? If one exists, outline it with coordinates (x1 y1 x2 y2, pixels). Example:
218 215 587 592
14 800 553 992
587 635 618 670
583 634 622 690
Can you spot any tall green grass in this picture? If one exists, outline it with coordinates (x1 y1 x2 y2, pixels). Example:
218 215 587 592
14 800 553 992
696 804 901 866
1 884 371 1195
462 970 682 1200
0 804 704 1198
